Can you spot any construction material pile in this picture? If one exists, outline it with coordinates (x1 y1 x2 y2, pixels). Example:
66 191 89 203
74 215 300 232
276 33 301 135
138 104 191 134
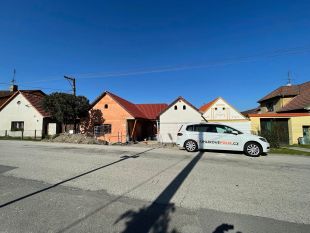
45 133 107 144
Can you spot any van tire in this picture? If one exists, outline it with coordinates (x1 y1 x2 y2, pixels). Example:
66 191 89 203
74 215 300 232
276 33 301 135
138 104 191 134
244 142 262 157
184 140 198 152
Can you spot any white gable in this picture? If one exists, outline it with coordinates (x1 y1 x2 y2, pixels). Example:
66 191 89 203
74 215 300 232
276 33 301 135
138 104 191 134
202 98 246 120
160 99 202 123
159 99 202 143
0 93 44 137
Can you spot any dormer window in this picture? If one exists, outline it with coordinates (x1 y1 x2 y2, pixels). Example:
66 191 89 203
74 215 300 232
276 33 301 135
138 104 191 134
174 105 178 110
104 104 108 109
266 103 274 112
183 105 186 110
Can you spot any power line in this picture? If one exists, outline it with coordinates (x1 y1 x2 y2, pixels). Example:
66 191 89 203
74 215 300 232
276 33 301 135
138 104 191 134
5 44 310 85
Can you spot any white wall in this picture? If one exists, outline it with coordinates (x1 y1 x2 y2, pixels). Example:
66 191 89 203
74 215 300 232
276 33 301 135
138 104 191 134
159 99 202 143
0 94 44 137
202 98 251 133
203 98 247 120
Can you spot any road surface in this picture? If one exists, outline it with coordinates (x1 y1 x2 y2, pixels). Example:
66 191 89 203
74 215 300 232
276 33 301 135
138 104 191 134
0 141 309 233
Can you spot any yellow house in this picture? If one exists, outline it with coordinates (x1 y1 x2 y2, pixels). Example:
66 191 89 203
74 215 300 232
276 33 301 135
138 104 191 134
243 81 310 145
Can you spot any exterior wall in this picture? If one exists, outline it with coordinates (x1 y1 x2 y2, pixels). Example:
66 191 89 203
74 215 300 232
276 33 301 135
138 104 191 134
249 117 261 135
249 116 310 144
92 94 134 143
0 94 44 137
202 98 247 120
159 100 202 143
202 98 251 133
260 97 294 113
290 116 310 144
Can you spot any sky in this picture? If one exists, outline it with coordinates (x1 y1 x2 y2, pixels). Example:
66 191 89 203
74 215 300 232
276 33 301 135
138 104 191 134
0 0 310 111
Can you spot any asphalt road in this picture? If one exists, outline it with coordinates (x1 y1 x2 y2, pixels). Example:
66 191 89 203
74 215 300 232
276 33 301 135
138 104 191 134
0 141 309 233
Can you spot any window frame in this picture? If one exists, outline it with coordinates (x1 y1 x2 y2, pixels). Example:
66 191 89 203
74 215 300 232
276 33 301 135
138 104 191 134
11 121 24 131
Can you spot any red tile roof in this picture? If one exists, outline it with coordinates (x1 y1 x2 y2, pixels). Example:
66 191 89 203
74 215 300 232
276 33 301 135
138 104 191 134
278 81 310 112
248 113 310 117
20 90 50 117
199 97 219 112
136 104 168 120
258 84 301 103
0 91 16 108
0 90 50 117
91 91 167 120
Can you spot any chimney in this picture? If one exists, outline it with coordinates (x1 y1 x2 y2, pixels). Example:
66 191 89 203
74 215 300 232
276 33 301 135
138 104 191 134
10 84 18 92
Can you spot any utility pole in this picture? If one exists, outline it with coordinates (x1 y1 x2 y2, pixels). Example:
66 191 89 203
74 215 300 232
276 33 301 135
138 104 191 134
64 76 76 96
64 76 77 133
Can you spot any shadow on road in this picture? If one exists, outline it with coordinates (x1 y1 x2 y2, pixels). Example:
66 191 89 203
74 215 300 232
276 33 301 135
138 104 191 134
114 151 204 233
212 223 242 233
0 147 156 208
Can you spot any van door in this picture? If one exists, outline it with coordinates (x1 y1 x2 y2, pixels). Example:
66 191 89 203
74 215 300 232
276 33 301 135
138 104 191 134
212 125 241 151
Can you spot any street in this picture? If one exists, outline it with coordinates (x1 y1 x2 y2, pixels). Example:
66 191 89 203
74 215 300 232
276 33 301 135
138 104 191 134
0 140 310 233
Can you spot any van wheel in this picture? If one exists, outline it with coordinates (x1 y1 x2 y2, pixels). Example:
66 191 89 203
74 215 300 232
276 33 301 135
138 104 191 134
244 142 262 157
184 140 198 152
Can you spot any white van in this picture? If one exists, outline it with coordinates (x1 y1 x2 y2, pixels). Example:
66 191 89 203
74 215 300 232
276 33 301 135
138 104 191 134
176 123 270 156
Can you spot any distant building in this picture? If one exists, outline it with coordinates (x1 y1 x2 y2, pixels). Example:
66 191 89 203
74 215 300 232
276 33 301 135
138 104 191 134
243 81 310 144
199 97 251 133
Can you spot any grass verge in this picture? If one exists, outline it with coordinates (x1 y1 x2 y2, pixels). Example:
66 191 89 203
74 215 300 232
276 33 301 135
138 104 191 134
270 148 310 156
288 144 310 149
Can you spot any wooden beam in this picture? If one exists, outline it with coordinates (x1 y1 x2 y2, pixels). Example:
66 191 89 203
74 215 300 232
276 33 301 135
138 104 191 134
131 119 137 139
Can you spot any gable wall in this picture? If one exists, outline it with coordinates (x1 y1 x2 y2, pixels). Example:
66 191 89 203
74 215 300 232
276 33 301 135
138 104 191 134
159 99 202 143
92 94 134 143
0 94 44 137
202 98 246 120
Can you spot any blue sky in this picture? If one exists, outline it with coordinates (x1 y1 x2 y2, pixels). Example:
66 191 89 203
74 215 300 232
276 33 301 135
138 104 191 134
1 0 310 111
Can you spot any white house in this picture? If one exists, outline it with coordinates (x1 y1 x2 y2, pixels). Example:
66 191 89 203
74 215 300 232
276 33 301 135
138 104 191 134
159 97 203 143
0 90 52 138
199 97 251 133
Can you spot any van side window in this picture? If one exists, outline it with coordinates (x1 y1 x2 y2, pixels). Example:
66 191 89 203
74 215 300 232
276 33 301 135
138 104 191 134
186 125 194 131
206 125 217 133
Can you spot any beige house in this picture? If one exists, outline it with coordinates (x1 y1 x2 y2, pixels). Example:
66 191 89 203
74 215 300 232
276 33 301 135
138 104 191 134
199 97 251 133
159 97 203 143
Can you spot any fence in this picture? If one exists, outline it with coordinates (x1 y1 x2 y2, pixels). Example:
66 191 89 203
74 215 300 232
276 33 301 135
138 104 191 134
0 130 43 140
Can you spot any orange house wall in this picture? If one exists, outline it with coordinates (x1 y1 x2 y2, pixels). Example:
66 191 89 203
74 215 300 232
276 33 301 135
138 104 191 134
93 94 134 143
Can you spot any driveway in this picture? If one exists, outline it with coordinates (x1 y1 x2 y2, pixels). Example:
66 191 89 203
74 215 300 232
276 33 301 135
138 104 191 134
0 141 309 233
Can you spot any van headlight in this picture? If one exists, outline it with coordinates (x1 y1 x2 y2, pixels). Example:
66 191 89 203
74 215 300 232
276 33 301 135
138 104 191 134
259 137 267 142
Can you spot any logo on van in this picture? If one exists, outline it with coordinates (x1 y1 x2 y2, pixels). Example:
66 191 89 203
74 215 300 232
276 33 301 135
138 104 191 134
200 140 239 146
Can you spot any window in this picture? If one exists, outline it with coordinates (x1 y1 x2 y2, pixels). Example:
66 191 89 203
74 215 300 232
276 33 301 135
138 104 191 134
215 107 218 111
183 105 186 110
102 124 111 134
223 107 226 110
266 102 274 112
214 125 242 134
174 105 178 110
186 124 209 132
104 104 108 109
94 124 112 136
11 121 24 131
186 125 194 131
